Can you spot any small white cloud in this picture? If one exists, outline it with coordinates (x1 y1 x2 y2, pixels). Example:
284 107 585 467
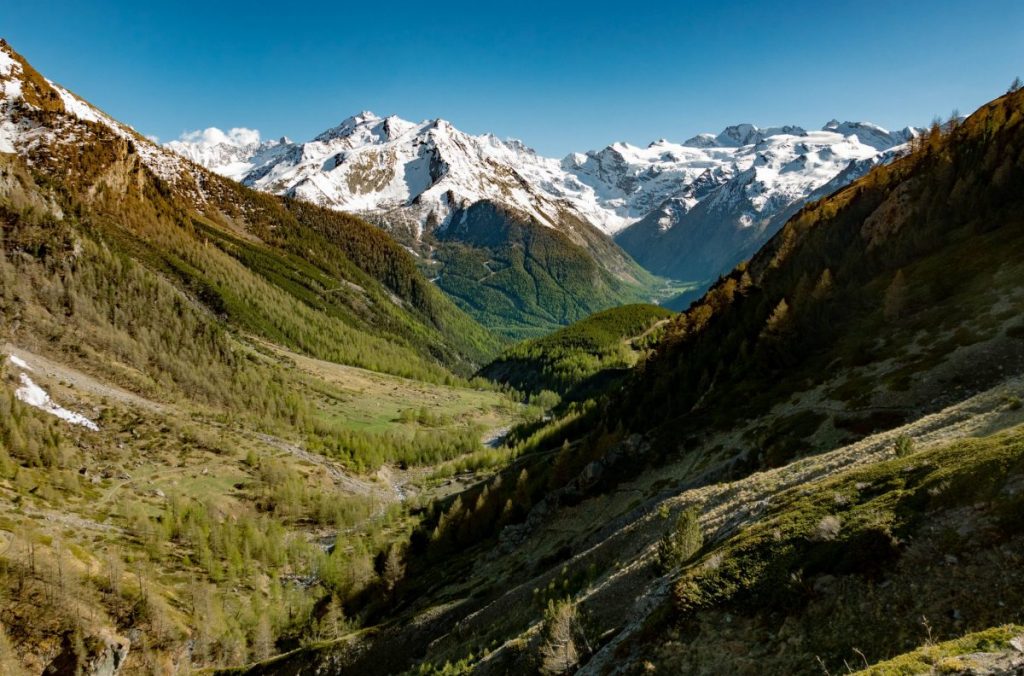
145 134 160 143
172 126 261 149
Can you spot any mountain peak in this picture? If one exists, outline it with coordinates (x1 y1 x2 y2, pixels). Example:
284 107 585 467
819 120 914 150
682 132 718 148
683 124 807 148
352 110 380 123
313 110 387 142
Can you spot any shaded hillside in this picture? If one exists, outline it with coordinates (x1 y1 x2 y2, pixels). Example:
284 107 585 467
433 201 661 340
615 90 1024 454
479 304 673 398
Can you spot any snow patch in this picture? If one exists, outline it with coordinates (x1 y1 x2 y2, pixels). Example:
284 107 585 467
0 48 22 101
7 354 31 370
53 86 105 124
14 373 99 431
0 119 17 154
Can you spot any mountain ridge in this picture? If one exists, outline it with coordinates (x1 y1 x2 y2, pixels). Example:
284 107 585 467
168 111 921 291
168 113 918 234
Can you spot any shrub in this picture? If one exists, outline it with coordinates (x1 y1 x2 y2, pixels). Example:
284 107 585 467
657 506 703 573
812 514 843 542
539 598 588 675
894 435 915 458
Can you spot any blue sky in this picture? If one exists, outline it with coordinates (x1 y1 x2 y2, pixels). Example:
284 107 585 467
5 0 1023 155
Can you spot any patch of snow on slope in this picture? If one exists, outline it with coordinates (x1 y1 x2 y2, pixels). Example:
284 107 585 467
0 48 24 153
14 373 99 431
7 354 32 370
0 49 22 100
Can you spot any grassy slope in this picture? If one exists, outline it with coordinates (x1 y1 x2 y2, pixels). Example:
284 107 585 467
853 624 1024 675
0 340 522 674
643 423 1024 674
233 378 1024 675
478 303 674 398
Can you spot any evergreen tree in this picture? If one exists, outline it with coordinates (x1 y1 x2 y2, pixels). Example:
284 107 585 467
883 269 909 322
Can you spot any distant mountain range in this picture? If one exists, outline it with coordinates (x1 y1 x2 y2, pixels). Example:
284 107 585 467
168 113 921 293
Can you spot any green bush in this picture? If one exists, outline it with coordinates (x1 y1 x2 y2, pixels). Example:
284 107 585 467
657 506 704 573
894 435 915 458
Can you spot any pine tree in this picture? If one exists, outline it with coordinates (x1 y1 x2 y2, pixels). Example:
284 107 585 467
761 298 791 337
253 614 273 660
318 595 347 642
883 269 909 322
812 268 834 300
382 545 405 594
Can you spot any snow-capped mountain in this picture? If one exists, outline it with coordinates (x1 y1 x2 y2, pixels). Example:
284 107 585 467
167 109 919 285
612 123 919 282
168 111 636 240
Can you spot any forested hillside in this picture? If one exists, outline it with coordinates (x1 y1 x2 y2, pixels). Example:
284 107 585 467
0 40 501 381
0 40 526 674
479 303 673 398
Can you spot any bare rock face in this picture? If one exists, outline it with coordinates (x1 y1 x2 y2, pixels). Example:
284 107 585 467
44 632 130 676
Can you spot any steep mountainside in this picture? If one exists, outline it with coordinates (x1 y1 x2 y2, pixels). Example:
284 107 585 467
0 40 500 378
431 201 660 338
257 87 1024 675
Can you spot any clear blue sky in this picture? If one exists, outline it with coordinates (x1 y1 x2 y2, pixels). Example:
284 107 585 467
5 0 1023 155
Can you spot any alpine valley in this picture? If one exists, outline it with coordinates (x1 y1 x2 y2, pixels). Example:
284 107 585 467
3 28 1024 676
